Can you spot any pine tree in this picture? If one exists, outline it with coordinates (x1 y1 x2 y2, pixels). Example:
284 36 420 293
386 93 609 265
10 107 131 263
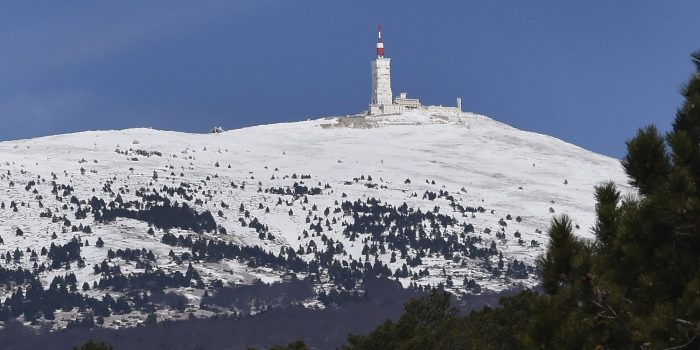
525 49 700 349
536 215 591 295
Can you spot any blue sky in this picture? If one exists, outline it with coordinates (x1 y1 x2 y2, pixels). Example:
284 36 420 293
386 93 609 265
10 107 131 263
1 1 697 157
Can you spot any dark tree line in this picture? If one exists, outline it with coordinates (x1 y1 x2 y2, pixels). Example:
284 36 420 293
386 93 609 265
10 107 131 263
266 182 323 199
97 263 203 291
93 196 216 233
0 273 128 323
201 278 315 314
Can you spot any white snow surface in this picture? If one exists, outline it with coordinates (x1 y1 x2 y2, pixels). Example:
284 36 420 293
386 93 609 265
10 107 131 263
0 109 630 326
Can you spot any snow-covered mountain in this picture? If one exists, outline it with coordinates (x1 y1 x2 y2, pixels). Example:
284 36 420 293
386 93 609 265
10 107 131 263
0 109 628 330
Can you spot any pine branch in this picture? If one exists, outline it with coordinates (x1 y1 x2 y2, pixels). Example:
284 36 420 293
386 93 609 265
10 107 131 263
588 284 632 336
660 334 697 350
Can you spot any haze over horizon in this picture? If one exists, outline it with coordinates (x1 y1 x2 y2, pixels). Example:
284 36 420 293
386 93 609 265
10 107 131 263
1 0 698 158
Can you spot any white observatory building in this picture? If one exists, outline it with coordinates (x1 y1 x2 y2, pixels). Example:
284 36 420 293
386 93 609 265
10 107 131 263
368 26 461 116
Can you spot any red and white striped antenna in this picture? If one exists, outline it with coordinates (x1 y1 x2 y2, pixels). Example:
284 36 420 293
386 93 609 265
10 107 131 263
376 25 384 58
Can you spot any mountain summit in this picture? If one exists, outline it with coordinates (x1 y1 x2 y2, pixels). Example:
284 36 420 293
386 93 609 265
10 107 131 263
0 109 627 330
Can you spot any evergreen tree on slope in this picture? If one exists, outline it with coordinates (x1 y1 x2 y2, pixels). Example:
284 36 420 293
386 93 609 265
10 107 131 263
525 50 700 349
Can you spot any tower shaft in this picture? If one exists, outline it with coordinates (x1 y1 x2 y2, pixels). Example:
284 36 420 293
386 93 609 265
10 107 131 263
371 58 392 106
371 25 392 108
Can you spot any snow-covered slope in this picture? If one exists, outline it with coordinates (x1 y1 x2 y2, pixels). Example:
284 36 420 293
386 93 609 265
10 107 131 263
0 109 629 329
